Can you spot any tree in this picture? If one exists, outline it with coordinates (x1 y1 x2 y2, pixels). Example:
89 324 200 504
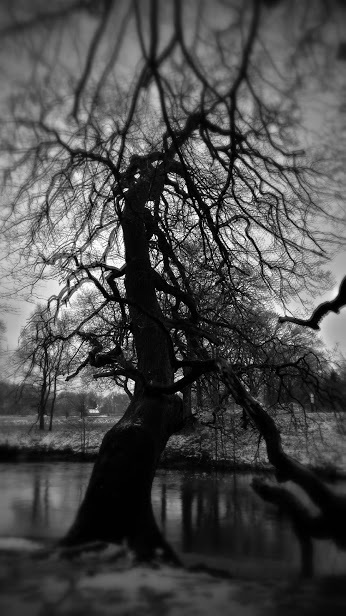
1 0 346 564
16 306 66 430
0 380 39 416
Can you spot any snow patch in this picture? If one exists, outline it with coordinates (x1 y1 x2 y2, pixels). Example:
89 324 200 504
78 566 178 592
0 537 42 551
77 566 259 615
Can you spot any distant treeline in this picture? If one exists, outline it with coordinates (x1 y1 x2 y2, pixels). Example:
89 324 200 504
1 368 345 421
0 380 129 419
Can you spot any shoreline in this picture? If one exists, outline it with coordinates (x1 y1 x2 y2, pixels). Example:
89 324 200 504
1 410 346 480
1 443 345 480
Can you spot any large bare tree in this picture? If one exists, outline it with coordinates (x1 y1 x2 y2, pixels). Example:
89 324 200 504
1 0 346 565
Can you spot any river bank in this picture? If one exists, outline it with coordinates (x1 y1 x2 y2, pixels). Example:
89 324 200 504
1 409 346 476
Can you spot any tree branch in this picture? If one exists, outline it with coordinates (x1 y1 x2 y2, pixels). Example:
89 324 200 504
72 0 113 121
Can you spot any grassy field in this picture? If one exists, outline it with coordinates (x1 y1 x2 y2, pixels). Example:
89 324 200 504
0 415 114 458
1 408 346 473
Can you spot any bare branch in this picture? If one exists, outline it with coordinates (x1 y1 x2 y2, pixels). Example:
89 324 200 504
72 0 114 121
279 276 346 330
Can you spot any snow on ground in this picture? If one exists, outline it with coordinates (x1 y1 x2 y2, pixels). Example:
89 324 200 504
0 415 112 455
0 537 42 552
1 546 346 616
164 409 346 473
1 409 346 473
0 546 263 616
77 566 259 615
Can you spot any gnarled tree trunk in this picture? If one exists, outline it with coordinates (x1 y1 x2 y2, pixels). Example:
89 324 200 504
61 392 183 561
61 172 183 562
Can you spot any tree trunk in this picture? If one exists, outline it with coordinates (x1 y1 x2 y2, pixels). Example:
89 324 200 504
38 407 45 431
38 352 50 431
182 384 192 418
38 379 47 431
48 374 58 432
61 393 183 561
196 379 203 409
61 180 181 561
122 176 172 388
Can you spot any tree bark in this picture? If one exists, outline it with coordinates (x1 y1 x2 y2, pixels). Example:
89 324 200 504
122 176 172 388
48 374 58 432
182 384 192 419
61 392 183 561
38 369 48 431
61 180 181 560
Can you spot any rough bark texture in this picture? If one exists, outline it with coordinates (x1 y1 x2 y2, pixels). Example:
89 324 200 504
61 393 183 562
122 175 172 388
62 170 181 559
182 384 192 419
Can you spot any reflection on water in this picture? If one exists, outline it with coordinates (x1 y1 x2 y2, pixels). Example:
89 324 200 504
0 463 345 576
0 463 90 541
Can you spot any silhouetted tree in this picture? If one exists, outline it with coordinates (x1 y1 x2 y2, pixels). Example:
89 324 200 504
1 0 346 566
16 306 66 430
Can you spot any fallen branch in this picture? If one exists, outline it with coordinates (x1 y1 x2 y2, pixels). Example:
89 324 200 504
252 478 328 577
216 358 346 555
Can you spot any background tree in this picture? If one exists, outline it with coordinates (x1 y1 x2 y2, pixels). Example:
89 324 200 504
16 306 66 430
0 381 39 416
1 0 346 563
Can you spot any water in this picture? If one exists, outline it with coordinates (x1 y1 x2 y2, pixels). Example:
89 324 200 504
0 462 345 577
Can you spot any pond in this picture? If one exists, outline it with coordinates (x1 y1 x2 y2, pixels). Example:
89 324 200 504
0 462 345 577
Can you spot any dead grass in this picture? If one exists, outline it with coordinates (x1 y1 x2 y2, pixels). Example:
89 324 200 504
1 408 346 473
